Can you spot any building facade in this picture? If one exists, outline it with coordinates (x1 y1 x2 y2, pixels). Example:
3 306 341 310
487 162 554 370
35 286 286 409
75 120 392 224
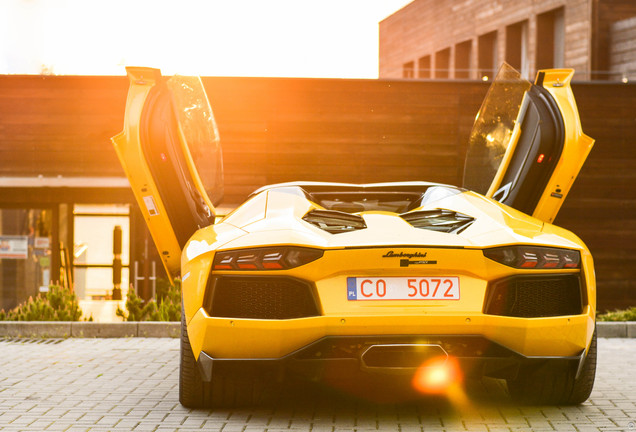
379 0 636 81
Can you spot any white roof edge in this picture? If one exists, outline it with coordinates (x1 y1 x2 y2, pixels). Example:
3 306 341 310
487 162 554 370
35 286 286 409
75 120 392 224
250 180 445 196
0 176 131 188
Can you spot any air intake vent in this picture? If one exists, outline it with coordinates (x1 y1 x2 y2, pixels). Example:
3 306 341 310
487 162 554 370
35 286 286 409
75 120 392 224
206 276 320 320
400 209 474 234
483 274 583 318
302 209 367 234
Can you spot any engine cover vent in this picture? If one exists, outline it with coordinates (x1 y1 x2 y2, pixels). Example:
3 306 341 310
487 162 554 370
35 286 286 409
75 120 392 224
400 209 474 234
302 209 367 234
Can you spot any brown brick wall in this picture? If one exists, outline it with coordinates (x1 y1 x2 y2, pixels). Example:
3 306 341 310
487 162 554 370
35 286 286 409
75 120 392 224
592 0 636 78
380 0 594 80
609 17 636 80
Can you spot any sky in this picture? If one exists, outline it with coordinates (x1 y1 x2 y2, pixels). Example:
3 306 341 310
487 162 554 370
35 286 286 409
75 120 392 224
0 0 413 78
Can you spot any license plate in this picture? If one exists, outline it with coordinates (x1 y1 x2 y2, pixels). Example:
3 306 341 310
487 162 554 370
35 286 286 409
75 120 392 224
347 277 460 300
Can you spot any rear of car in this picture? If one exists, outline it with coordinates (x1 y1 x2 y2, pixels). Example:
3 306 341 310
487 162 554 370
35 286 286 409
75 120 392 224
179 184 595 407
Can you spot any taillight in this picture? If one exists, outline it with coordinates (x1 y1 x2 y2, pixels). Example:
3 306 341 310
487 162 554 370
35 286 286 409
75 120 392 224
483 246 580 269
213 247 323 271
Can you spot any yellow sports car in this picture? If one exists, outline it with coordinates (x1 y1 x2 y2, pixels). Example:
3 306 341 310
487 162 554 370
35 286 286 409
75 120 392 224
112 64 595 407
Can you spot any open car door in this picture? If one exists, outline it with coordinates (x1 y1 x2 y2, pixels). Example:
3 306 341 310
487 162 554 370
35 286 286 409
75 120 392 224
112 67 223 280
463 63 594 224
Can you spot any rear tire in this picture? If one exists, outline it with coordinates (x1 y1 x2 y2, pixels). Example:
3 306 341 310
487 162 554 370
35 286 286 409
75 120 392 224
179 310 209 408
179 307 279 408
507 329 597 405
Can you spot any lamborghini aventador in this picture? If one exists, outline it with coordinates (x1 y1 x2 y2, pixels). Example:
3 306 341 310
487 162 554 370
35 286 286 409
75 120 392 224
112 63 596 407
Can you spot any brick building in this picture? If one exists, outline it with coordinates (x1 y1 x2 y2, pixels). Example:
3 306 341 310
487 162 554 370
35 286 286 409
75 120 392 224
379 0 636 81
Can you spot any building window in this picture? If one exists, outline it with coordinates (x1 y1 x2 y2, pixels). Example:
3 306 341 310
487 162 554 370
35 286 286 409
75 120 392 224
403 61 415 78
506 20 529 77
536 7 565 70
418 55 431 78
0 208 54 311
435 48 451 78
478 31 498 80
455 40 472 79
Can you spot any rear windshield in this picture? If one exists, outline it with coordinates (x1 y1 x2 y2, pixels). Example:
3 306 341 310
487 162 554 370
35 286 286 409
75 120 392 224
305 185 461 213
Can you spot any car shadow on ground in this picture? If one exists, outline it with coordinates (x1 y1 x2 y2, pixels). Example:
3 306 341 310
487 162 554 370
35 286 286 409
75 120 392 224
278 374 513 409
193 374 520 421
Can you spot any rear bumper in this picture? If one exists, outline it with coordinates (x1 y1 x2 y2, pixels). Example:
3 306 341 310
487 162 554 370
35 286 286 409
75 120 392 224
188 306 595 361
196 334 585 382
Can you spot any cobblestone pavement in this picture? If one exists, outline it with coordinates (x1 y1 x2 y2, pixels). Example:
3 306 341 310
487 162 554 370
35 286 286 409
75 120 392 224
0 338 634 432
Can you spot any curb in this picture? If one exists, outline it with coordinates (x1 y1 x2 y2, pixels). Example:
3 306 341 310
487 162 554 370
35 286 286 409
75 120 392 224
596 321 636 338
0 321 180 338
0 321 634 339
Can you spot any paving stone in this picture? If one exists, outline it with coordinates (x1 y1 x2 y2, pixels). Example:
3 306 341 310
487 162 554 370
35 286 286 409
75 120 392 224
0 338 633 431
181 418 206 428
308 426 335 432
397 426 423 432
462 422 489 431
525 419 554 430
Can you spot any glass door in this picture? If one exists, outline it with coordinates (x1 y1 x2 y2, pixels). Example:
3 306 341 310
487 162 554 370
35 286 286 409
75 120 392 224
73 204 130 300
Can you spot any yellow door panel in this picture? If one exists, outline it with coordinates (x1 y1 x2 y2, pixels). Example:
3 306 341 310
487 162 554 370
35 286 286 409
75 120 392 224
464 64 594 223
112 67 222 279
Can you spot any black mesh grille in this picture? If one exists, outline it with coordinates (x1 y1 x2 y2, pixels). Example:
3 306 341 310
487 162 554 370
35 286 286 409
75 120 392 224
206 276 320 320
484 275 583 318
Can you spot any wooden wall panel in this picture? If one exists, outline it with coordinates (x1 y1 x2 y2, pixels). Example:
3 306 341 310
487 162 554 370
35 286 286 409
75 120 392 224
0 74 634 311
0 75 128 178
555 82 636 311
200 78 486 198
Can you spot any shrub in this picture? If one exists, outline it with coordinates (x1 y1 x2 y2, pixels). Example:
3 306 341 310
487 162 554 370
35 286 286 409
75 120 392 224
597 306 636 322
0 284 88 321
116 278 181 322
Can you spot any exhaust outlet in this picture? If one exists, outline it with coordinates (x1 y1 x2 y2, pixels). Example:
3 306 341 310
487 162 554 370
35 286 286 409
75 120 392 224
361 343 448 369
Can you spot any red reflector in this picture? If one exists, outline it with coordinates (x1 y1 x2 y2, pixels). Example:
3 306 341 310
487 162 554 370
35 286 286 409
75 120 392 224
214 264 233 270
542 262 559 268
263 262 284 269
237 263 258 269
537 154 545 163
521 261 538 268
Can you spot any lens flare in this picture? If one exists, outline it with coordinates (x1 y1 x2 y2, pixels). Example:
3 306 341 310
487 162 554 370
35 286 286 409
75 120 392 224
411 355 461 394
412 355 473 412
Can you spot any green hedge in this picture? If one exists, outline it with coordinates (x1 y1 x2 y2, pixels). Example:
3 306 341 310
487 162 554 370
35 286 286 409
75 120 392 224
0 284 87 321
597 307 636 322
116 278 181 322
